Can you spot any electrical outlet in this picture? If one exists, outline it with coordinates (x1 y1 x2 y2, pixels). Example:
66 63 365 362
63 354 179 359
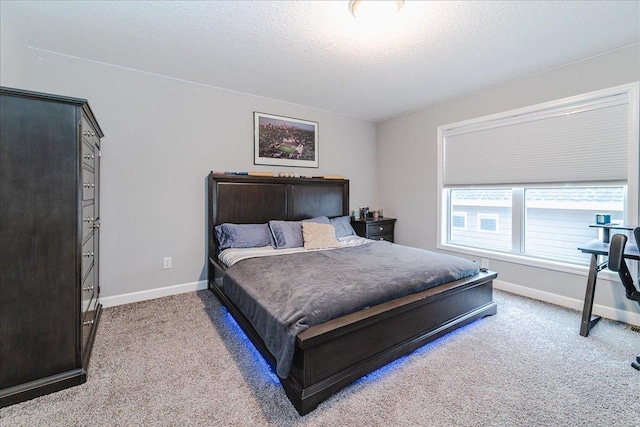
163 257 172 269
481 258 489 269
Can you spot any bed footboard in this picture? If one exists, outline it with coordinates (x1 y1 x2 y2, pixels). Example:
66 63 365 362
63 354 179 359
209 267 496 415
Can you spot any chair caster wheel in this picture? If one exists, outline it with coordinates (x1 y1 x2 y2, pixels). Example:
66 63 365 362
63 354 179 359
632 361 640 371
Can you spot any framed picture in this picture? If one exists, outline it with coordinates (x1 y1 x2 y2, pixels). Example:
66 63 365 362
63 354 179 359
254 112 319 168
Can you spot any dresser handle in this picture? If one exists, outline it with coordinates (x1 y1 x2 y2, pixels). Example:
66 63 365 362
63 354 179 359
83 251 94 257
83 319 95 326
379 226 384 231
83 182 95 188
379 237 384 240
83 216 94 223
83 285 94 292
84 154 95 160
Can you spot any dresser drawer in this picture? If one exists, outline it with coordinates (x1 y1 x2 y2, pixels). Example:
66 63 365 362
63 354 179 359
82 166 94 200
82 235 94 277
81 265 95 314
82 117 99 147
369 233 393 242
367 222 394 236
81 140 96 169
81 300 98 356
82 202 95 241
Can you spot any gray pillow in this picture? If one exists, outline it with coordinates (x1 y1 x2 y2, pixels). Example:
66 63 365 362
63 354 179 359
215 223 273 251
305 215 331 225
269 216 331 249
330 215 356 238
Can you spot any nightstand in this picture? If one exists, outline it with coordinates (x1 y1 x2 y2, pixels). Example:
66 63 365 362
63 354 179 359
351 217 397 242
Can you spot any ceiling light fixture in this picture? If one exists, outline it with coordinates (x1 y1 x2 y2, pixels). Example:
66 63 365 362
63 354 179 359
349 0 404 20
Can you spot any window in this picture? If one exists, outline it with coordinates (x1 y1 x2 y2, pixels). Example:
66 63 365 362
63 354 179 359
524 186 625 264
449 189 511 251
437 83 639 269
446 185 626 265
451 212 466 229
478 213 499 232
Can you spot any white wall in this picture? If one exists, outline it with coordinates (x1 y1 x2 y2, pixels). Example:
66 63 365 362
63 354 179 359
4 13 639 322
7 50 377 305
0 14 27 88
377 44 640 324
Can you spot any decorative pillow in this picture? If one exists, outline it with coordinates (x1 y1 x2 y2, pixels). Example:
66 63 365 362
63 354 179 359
214 223 272 251
330 215 356 238
302 222 340 250
269 216 332 249
269 220 303 249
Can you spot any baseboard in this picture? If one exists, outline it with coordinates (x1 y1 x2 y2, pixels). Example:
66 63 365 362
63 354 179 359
494 279 640 327
100 280 208 308
99 278 640 327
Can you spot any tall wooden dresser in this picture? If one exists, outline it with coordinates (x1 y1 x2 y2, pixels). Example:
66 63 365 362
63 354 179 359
0 87 104 407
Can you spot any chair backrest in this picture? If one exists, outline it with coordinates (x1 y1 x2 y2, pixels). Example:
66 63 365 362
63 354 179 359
634 227 640 251
609 228 640 306
608 233 627 272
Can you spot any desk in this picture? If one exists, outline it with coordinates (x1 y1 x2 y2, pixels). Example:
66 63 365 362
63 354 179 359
578 239 640 336
588 223 634 243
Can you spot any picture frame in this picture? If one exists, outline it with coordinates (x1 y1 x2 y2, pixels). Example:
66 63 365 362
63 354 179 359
254 112 319 168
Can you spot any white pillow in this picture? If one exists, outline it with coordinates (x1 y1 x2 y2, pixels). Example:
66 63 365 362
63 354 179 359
302 222 340 250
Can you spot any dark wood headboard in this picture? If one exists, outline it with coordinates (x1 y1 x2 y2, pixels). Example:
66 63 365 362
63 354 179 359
207 173 349 267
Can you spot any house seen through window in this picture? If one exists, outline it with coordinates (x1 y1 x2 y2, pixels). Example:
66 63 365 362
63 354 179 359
448 186 626 265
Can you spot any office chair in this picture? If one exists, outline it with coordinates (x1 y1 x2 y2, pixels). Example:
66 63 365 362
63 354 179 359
607 227 640 370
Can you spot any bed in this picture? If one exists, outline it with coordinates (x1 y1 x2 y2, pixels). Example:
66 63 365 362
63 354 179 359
207 173 497 415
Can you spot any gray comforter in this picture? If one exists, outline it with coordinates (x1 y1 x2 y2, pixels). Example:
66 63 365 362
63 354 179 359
222 241 479 378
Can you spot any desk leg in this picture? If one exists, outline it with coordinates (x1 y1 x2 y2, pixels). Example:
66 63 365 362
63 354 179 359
580 253 601 337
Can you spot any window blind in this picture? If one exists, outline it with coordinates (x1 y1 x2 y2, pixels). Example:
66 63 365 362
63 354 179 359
442 91 631 186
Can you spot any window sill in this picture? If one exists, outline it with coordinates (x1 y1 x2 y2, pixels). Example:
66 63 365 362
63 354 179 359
437 242 621 281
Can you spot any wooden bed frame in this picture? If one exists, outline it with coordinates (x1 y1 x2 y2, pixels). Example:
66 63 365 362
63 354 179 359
207 173 497 415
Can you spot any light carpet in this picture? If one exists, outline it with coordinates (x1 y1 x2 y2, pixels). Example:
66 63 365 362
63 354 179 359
2 289 639 426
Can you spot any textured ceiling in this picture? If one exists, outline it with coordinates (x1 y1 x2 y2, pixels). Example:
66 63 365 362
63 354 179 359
2 1 639 122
